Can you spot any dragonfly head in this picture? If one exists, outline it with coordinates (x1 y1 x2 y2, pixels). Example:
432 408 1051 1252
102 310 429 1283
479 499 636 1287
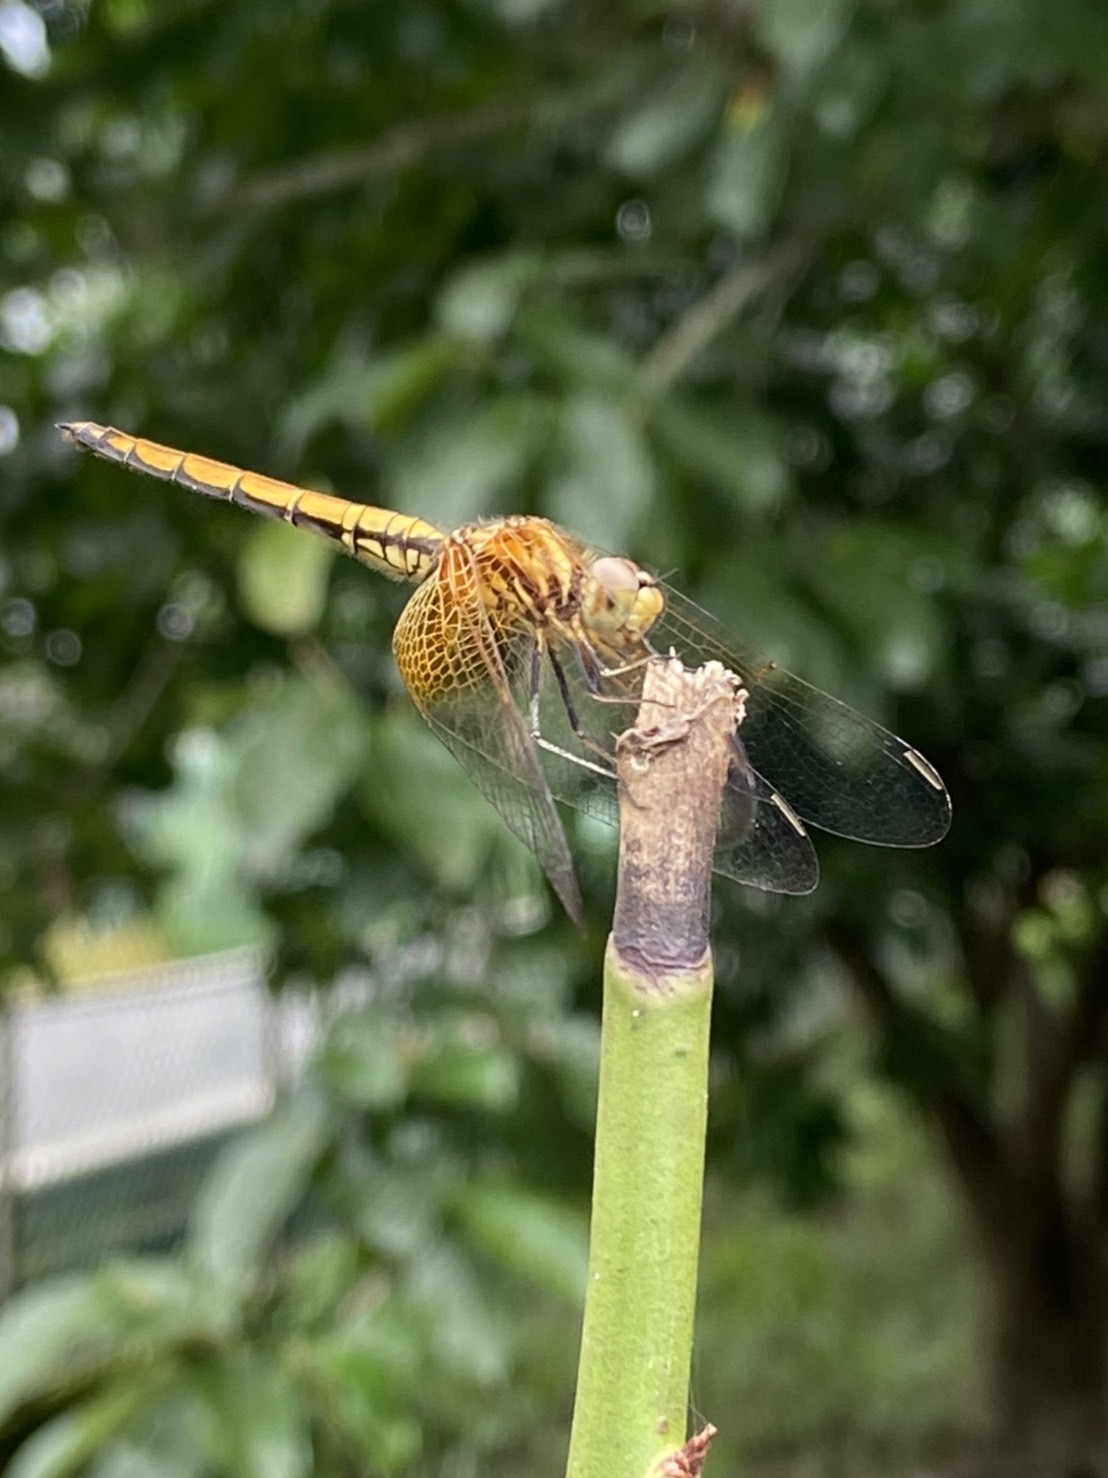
582 556 665 651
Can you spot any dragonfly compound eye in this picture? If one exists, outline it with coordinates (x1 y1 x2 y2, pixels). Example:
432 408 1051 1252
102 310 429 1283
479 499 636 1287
584 556 665 643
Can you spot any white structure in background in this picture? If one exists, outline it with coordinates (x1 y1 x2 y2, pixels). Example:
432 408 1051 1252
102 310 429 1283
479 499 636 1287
0 948 321 1298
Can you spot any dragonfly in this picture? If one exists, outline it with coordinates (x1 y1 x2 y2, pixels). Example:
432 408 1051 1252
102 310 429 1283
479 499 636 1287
60 422 950 923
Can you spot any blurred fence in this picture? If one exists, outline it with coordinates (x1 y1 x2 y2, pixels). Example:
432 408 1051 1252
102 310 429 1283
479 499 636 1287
0 949 321 1300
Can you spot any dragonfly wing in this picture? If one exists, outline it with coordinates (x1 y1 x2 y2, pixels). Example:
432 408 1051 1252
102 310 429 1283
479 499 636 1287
527 644 819 895
394 576 583 923
651 586 951 847
713 738 819 894
419 700 584 924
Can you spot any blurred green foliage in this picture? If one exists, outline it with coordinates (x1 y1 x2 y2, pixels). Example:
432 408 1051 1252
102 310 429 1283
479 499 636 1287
0 950 600 1475
2 0 1108 1471
0 995 977 1477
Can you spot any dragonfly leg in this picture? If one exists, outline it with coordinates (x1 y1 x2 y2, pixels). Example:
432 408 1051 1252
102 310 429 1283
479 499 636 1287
530 641 600 745
531 646 617 781
568 639 603 697
534 733 616 781
527 641 543 736
596 652 656 683
548 646 584 736
568 639 653 708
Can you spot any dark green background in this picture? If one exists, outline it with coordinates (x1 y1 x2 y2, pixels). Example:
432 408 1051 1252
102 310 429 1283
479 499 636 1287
2 1 1108 1474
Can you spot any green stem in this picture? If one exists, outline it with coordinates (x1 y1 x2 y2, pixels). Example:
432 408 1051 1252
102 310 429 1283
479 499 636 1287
565 938 713 1478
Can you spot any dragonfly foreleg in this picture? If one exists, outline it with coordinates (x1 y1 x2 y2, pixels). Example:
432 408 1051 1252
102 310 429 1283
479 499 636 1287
568 639 654 707
596 652 656 683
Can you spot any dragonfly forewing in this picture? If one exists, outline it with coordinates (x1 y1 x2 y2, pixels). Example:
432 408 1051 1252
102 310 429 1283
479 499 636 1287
518 636 820 895
652 586 951 847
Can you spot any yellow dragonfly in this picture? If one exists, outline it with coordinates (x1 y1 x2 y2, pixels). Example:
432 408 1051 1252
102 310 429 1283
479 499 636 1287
60 422 950 922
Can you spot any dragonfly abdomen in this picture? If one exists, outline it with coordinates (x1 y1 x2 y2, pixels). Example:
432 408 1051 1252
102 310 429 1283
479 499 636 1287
58 422 444 583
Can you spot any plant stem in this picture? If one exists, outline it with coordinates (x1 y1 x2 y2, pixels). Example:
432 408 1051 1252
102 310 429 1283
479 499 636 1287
565 660 741 1478
565 941 713 1477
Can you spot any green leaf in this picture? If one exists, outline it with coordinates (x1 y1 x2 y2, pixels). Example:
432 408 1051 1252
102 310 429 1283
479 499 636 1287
754 0 854 80
605 66 726 176
436 253 542 344
143 670 367 933
277 1232 364 1329
0 1263 230 1424
707 105 790 240
456 1177 588 1303
188 1095 330 1290
522 1011 601 1130
412 1247 510 1385
8 1385 154 1478
138 738 271 956
296 1336 421 1471
237 518 335 636
810 522 949 691
691 544 847 693
386 395 554 530
230 671 370 879
358 709 511 894
188 1353 311 1478
516 308 640 395
281 337 461 451
1033 0 1108 88
363 337 462 432
549 392 653 547
410 1016 520 1111
314 1010 410 1109
0 1276 112 1422
351 1160 454 1262
652 397 790 512
90 1439 198 1478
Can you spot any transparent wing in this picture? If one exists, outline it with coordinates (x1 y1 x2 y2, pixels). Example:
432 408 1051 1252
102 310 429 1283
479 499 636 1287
713 737 819 895
647 585 951 847
392 530 940 908
393 574 583 924
523 643 819 895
